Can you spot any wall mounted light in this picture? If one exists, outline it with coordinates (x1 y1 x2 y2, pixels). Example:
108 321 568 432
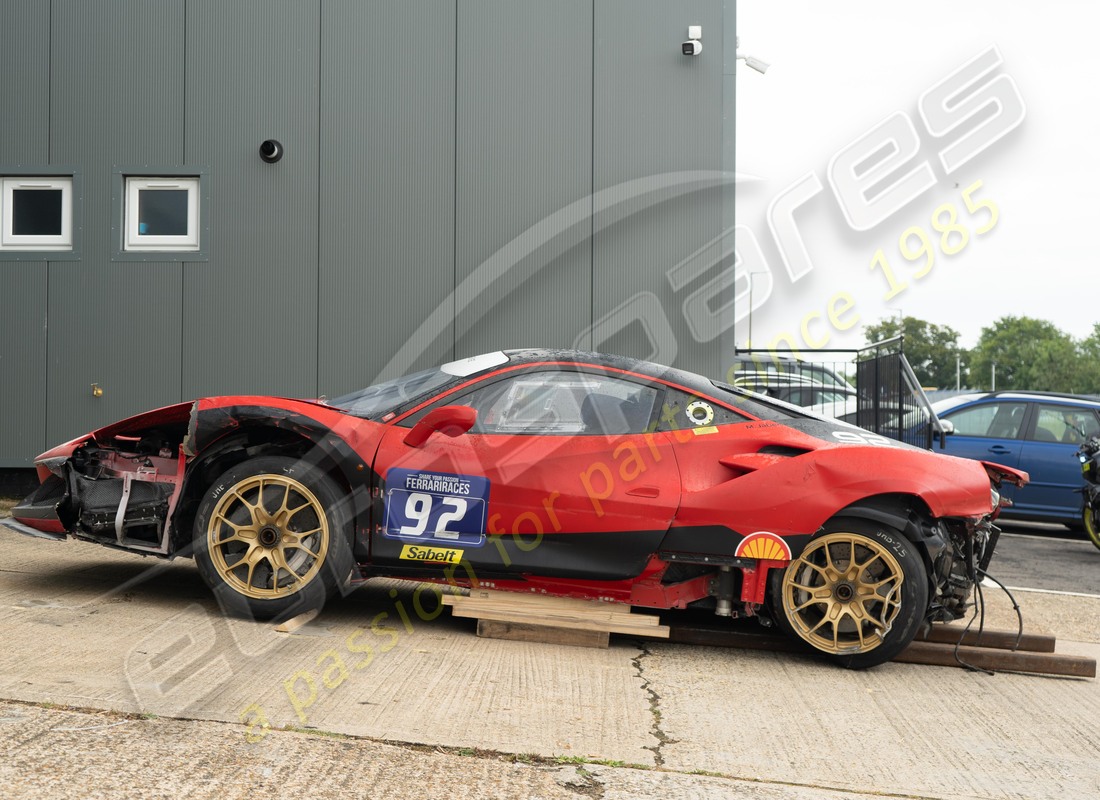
259 140 284 163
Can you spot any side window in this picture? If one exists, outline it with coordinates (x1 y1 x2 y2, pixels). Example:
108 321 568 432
123 176 201 252
0 176 73 251
454 371 659 435
944 401 1027 438
658 388 749 432
1030 405 1100 445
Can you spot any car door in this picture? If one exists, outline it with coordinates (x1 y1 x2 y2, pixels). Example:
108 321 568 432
649 386 782 549
1014 404 1100 519
370 368 681 580
939 399 1029 504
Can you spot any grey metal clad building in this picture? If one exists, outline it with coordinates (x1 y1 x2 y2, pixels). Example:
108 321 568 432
0 0 735 467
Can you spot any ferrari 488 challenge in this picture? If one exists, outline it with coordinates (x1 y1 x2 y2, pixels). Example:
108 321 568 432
5 349 1026 668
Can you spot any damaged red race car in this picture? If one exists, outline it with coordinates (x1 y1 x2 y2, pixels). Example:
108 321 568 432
5 349 1027 668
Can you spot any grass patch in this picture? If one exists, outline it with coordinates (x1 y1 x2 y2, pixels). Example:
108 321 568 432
282 726 355 741
0 497 17 516
552 755 647 770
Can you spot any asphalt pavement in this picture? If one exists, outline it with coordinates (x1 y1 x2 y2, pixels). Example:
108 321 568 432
1 527 1098 800
991 521 1100 595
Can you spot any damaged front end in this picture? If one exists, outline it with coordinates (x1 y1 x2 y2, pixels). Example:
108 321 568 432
927 515 999 622
927 464 1027 623
8 403 193 555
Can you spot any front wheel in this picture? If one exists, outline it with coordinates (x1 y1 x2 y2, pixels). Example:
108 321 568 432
1083 502 1100 552
772 519 928 669
193 456 354 621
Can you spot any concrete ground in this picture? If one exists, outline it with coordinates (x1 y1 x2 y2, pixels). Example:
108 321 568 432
1 529 1098 800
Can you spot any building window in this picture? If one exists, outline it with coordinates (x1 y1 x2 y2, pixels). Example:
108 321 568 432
124 177 200 251
0 177 73 250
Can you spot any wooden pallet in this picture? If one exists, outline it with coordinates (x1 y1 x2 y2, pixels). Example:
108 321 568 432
442 589 670 648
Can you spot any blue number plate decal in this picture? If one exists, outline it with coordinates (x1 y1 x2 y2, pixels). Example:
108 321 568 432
383 468 490 547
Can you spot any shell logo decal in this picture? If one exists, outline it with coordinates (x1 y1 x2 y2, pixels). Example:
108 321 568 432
735 531 792 562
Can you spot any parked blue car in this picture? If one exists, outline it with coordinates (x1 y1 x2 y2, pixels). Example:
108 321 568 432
932 391 1100 528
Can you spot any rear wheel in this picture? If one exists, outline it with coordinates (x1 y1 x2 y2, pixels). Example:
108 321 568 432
193 456 354 621
773 519 928 669
1083 504 1100 551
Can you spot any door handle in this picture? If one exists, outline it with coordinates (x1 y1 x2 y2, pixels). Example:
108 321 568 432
626 486 660 498
988 445 1012 455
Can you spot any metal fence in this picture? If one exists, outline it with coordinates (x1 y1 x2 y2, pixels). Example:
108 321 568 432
734 337 948 449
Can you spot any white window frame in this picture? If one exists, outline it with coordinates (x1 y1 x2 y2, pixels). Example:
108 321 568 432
124 177 200 252
0 177 73 251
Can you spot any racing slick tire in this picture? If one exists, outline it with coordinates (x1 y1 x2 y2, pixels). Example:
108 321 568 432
771 518 928 669
1083 505 1100 552
193 456 354 621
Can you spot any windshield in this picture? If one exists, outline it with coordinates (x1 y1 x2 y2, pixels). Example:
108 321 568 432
331 367 458 419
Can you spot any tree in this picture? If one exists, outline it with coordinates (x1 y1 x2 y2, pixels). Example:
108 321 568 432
968 316 1081 392
862 316 965 389
1076 323 1100 395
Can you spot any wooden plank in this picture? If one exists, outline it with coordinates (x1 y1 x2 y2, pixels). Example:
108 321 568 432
453 608 665 637
444 596 649 624
916 625 1056 653
447 600 669 638
477 620 610 649
273 608 319 634
442 591 669 638
897 640 1096 679
450 589 663 624
667 623 1095 678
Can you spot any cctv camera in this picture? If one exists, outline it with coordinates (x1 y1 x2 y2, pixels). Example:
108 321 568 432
682 40 702 56
743 56 769 74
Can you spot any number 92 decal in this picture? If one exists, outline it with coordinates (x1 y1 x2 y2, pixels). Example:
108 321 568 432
383 468 490 547
831 430 896 447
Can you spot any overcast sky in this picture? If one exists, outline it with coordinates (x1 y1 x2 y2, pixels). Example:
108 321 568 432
734 0 1096 351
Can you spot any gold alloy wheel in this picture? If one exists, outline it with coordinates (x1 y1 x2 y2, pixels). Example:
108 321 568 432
781 532 905 654
1085 506 1100 551
206 473 330 599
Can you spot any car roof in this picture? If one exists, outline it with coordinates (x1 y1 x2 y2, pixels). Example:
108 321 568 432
497 348 725 397
934 390 1100 412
